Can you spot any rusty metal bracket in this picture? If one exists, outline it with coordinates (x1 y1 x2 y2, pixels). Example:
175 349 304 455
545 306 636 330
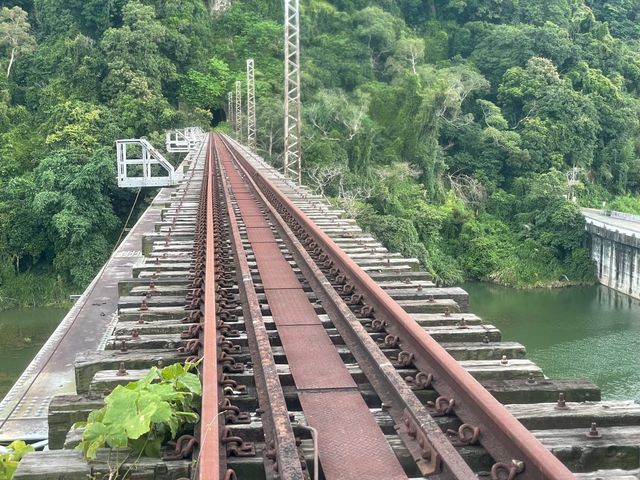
397 410 442 476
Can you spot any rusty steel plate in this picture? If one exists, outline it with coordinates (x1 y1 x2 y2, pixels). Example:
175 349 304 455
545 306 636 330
255 260 302 289
250 241 284 259
236 197 263 214
246 227 277 244
233 193 257 200
242 215 270 228
264 289 320 326
278 325 356 389
239 205 265 218
251 244 303 290
299 391 408 480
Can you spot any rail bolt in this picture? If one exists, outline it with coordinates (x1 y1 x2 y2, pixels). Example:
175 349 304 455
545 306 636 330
586 422 602 439
116 362 128 376
555 392 569 410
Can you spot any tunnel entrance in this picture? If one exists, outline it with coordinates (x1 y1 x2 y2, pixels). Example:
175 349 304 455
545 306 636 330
211 107 226 128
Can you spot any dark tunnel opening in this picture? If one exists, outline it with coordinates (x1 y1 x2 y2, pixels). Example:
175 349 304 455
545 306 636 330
211 107 226 128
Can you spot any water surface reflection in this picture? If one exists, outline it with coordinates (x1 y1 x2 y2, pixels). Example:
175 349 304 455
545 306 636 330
0 307 68 400
463 283 640 400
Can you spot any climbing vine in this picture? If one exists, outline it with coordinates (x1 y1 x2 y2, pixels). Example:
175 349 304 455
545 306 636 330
76 362 201 460
0 440 34 480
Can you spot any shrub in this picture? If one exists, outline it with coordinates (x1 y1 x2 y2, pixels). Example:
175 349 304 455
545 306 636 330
76 362 201 460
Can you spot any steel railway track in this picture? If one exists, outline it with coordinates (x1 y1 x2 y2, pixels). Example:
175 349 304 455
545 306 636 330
17 132 640 480
197 133 574 479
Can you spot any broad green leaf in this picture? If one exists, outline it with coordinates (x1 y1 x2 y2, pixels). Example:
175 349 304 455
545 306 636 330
83 422 107 443
77 362 205 460
139 367 160 387
86 407 105 424
102 387 153 440
176 411 199 423
159 363 185 381
2 459 19 480
6 441 34 461
177 372 202 396
150 401 172 424
167 414 180 438
104 427 129 449
83 423 108 459
122 409 153 440
104 385 136 412
146 382 182 401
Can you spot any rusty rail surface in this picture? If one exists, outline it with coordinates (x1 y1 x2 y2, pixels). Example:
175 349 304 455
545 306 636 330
219 134 575 480
197 134 224 479
212 137 306 480
216 136 411 479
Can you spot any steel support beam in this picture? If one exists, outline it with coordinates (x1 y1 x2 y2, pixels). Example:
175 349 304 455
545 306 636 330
284 0 302 184
235 80 242 141
228 91 234 132
246 59 257 152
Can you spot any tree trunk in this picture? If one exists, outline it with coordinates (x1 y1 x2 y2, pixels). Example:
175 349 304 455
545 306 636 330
6 47 16 78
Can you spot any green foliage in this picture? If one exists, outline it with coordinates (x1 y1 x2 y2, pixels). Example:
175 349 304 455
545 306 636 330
77 362 201 460
0 440 34 480
0 0 219 305
0 6 36 78
4 0 640 295
0 263 69 309
358 212 428 262
180 58 232 109
607 195 640 215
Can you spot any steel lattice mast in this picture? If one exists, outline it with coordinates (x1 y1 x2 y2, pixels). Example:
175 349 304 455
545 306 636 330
284 0 302 184
235 80 242 140
246 59 257 152
228 91 234 132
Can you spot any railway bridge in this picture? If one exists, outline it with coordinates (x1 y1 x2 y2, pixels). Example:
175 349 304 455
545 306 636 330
4 133 640 479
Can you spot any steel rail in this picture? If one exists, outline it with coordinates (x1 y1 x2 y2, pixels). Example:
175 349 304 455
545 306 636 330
221 135 576 480
217 135 475 478
198 134 224 479
212 137 307 480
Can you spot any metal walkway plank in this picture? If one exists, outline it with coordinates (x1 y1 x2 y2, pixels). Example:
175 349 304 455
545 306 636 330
299 391 408 480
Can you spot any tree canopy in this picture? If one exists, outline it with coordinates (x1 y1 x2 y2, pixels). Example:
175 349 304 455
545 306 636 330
4 0 640 305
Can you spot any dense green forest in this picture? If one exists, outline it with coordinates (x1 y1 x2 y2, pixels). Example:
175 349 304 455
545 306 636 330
1 0 640 307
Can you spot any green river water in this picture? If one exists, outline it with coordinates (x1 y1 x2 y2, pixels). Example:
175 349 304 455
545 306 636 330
463 283 640 400
0 307 69 400
0 284 639 403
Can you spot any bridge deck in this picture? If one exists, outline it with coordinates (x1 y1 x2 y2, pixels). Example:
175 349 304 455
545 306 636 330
9 136 640 479
0 157 192 442
583 208 640 237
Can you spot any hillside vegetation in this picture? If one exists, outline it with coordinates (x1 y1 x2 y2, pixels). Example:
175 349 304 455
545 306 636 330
1 0 640 306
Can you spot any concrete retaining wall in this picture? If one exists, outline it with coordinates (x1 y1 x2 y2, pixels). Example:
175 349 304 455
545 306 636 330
587 223 640 299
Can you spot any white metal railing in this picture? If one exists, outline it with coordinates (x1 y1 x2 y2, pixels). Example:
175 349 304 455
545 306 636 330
606 210 640 223
117 139 183 188
166 127 205 153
